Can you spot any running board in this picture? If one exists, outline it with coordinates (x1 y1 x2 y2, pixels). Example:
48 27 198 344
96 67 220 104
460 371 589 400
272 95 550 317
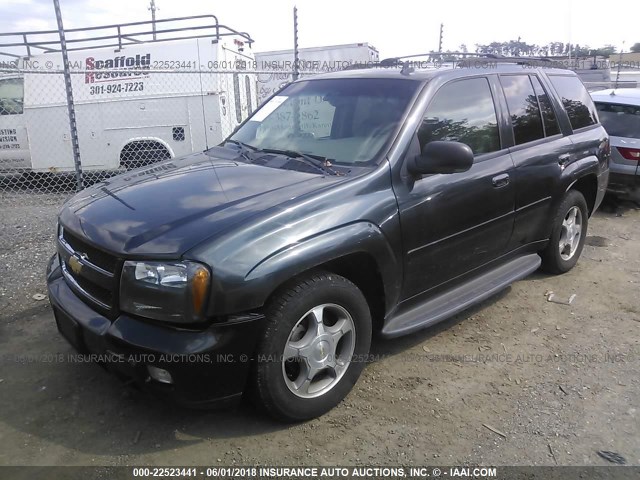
381 254 541 339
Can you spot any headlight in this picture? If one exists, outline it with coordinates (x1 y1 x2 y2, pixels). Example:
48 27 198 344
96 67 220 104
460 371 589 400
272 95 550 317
120 260 210 323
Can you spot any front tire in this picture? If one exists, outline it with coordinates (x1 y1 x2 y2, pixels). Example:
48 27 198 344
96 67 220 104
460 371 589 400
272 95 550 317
252 271 372 422
541 190 588 274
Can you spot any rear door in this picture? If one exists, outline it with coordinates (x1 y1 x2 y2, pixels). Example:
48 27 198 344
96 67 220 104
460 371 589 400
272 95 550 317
395 76 516 299
499 73 575 249
222 43 255 128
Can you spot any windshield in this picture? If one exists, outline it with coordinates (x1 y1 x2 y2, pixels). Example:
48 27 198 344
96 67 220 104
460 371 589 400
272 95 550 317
595 101 640 139
230 78 420 165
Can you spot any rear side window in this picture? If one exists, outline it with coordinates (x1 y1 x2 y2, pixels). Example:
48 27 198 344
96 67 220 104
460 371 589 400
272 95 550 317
594 102 640 139
419 77 500 155
531 76 561 136
548 75 598 130
500 75 544 145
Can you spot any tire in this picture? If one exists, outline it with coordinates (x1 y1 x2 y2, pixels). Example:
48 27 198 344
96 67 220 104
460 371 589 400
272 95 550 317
541 190 588 274
119 140 171 170
252 271 372 422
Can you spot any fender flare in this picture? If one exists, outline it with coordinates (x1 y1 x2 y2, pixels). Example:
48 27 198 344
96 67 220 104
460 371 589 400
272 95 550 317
242 221 402 314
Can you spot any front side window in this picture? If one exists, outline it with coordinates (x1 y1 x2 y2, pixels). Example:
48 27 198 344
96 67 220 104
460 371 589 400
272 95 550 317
548 75 598 130
594 102 640 139
231 78 420 164
418 77 500 155
0 77 24 115
500 75 544 145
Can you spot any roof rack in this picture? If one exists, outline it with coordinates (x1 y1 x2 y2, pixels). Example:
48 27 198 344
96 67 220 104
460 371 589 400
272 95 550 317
379 52 556 68
0 14 253 59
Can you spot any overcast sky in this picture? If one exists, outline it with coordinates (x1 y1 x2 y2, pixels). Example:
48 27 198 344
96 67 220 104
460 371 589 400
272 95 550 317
0 0 638 58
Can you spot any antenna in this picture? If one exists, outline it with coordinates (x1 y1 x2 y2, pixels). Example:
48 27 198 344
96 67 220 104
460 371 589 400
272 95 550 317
438 23 443 53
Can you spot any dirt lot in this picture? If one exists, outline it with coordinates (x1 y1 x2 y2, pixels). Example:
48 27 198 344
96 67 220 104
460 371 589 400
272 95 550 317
0 193 638 468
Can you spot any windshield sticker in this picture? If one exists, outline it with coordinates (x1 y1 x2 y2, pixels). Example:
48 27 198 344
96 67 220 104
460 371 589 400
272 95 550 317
251 95 288 122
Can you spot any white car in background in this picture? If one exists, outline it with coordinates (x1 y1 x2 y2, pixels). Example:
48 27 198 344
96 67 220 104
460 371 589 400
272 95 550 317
590 88 640 200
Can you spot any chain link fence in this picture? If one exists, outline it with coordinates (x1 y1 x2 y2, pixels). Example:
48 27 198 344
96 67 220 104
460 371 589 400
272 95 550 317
0 66 281 198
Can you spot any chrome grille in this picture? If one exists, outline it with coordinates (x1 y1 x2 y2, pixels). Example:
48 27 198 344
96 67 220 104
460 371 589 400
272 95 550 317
58 226 117 312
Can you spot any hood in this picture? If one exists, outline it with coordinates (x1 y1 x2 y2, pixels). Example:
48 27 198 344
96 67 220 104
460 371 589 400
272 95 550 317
59 149 342 256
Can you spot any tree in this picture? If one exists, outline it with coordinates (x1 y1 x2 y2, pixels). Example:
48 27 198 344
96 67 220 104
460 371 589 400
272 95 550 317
630 42 640 53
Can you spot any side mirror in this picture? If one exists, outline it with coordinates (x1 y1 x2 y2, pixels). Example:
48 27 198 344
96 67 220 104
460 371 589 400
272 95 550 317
407 141 474 175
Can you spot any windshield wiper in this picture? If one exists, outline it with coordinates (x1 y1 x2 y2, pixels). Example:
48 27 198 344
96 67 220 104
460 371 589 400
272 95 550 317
225 139 257 163
260 148 342 176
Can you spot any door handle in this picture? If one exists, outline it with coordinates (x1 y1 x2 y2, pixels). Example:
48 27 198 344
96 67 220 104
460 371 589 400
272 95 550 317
491 173 510 188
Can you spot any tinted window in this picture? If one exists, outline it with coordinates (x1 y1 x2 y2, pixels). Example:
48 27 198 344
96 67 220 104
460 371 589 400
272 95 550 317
0 77 24 115
531 76 561 136
549 75 598 130
500 75 544 145
418 77 500 155
595 102 640 139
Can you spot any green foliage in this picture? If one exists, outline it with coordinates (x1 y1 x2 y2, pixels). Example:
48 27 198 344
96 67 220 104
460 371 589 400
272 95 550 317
473 40 618 58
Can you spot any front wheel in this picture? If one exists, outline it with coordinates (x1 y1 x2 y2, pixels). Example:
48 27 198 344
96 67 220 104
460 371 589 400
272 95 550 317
541 190 588 274
252 272 372 422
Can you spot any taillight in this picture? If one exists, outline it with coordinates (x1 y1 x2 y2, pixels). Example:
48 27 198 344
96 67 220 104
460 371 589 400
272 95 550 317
617 147 640 161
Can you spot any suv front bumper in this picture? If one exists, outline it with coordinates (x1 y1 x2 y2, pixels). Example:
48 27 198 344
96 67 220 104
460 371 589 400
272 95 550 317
46 255 263 408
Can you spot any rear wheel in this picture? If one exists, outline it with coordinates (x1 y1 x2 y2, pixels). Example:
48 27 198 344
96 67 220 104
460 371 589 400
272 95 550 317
541 190 588 274
252 272 372 422
119 140 171 170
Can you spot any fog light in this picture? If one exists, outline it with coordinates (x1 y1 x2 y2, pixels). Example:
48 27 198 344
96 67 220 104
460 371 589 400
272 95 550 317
147 365 173 384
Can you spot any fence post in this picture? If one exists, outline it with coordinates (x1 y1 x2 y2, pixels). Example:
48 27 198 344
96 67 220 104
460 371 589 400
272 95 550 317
292 6 299 81
53 0 83 191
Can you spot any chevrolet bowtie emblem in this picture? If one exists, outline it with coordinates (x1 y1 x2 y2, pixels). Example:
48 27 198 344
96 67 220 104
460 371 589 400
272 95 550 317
68 253 86 275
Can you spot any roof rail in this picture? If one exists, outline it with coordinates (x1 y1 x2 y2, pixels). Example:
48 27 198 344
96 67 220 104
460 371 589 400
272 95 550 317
0 15 253 60
380 52 557 68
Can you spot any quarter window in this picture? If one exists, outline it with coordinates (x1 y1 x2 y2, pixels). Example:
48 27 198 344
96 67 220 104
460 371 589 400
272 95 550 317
418 77 500 155
500 75 544 145
548 75 598 130
531 76 560 136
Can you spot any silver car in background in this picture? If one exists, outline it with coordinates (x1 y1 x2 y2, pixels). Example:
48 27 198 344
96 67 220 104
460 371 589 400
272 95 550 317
591 89 640 201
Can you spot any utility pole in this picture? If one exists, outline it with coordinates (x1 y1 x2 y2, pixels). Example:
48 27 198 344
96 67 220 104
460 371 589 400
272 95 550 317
438 23 444 53
149 0 157 40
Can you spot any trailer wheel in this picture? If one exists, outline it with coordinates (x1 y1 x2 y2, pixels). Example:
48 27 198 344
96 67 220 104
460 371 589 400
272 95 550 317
120 140 171 170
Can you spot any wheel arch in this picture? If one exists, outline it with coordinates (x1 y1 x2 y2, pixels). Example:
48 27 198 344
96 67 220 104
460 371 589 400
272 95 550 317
566 173 598 216
118 137 174 169
243 222 401 329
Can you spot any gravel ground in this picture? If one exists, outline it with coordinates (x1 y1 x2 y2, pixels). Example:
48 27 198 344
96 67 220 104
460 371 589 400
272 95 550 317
0 192 638 468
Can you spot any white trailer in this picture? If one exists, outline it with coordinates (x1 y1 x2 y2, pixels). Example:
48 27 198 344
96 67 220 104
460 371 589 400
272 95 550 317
255 43 379 105
0 15 257 172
